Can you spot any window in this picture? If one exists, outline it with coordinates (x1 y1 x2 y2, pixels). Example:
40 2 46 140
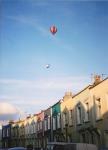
7 128 9 137
48 116 50 129
31 123 33 134
77 104 82 124
53 117 56 130
25 124 27 134
3 130 5 137
57 113 61 129
37 122 40 131
63 112 67 128
95 98 101 120
69 110 73 126
28 124 31 134
40 121 42 130
84 102 89 122
105 93 108 116
33 122 36 133
27 124 29 134
44 119 47 131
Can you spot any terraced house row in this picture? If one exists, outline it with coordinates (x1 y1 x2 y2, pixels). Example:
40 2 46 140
2 76 108 150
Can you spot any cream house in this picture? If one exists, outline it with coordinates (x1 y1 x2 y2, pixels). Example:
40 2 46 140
73 85 94 143
30 114 38 149
24 115 33 147
89 76 108 148
60 92 74 142
72 76 108 149
18 120 25 147
60 76 108 149
2 75 108 150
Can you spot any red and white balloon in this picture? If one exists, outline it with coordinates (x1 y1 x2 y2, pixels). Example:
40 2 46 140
50 26 57 35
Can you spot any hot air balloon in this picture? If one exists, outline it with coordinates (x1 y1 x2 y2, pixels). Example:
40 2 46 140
45 64 50 69
50 25 57 35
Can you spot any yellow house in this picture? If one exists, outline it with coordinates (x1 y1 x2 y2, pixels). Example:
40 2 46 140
24 115 33 147
89 76 108 148
11 121 19 147
72 76 108 149
4 75 108 150
72 85 92 143
30 114 38 149
60 92 74 142
18 120 25 147
60 76 108 149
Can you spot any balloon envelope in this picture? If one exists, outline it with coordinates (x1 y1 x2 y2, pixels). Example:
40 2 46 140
45 64 50 68
50 26 57 35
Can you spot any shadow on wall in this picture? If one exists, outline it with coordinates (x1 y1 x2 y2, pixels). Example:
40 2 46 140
74 100 108 150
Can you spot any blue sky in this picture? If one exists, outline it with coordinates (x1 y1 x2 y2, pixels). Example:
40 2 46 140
0 0 108 117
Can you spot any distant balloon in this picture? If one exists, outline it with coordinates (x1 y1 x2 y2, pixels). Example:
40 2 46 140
50 25 57 35
45 64 50 69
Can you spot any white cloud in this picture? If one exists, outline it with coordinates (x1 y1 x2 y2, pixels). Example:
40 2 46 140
0 102 18 114
0 75 90 115
0 102 26 123
0 102 19 121
0 76 90 90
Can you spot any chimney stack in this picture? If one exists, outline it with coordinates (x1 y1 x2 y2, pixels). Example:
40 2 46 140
65 91 72 96
93 75 102 85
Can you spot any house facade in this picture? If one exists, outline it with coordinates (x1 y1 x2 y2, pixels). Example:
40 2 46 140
52 101 62 142
44 107 51 147
60 92 75 142
2 123 12 148
89 76 108 149
37 111 44 149
1 76 108 149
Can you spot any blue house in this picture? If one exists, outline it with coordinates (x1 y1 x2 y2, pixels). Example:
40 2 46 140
2 123 12 148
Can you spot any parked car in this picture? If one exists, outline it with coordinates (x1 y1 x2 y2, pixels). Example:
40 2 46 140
46 142 98 150
8 147 26 150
